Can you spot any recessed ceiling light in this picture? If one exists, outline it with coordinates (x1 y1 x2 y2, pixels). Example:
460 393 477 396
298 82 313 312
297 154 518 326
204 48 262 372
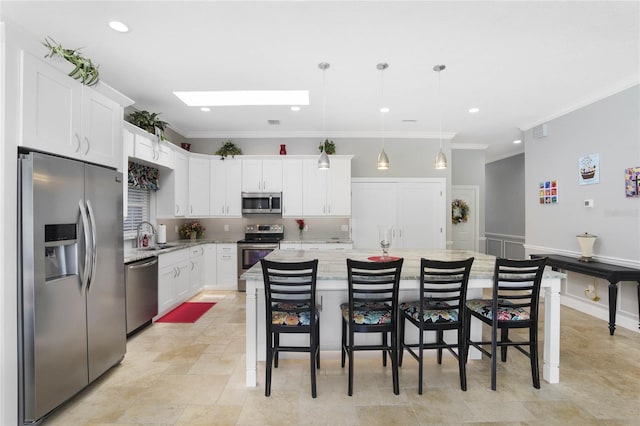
200 107 210 112
380 107 390 113
513 139 522 144
108 21 129 33
468 107 480 114
291 106 301 111
173 90 309 107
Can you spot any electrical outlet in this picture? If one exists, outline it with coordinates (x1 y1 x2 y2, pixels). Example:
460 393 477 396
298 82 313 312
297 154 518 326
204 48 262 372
224 224 229 232
174 225 178 233
341 224 349 232
303 224 308 231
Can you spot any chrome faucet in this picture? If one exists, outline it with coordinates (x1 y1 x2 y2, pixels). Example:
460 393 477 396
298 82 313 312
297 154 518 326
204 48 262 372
136 221 156 248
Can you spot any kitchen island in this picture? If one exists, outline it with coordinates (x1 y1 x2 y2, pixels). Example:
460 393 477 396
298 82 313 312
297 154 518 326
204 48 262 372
243 249 564 388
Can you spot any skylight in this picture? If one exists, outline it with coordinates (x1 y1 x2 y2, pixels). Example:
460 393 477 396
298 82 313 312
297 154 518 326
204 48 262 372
173 90 309 107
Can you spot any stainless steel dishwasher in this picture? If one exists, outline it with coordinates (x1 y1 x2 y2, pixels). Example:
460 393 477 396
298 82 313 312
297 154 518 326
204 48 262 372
125 257 158 336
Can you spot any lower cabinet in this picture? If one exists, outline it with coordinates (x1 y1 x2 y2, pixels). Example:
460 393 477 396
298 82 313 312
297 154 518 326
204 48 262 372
216 244 238 290
189 245 205 297
157 248 190 317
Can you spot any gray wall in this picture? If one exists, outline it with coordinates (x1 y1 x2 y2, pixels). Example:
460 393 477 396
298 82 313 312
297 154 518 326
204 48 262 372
485 154 525 258
486 153 525 236
187 136 451 179
525 85 640 261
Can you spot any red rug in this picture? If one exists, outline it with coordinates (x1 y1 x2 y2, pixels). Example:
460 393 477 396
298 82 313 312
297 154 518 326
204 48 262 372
156 302 216 323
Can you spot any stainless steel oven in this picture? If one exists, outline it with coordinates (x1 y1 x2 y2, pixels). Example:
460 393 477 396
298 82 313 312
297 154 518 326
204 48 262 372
237 224 283 291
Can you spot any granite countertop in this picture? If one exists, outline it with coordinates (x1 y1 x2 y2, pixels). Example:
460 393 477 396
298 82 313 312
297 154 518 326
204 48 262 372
279 238 353 244
124 239 237 263
241 249 566 281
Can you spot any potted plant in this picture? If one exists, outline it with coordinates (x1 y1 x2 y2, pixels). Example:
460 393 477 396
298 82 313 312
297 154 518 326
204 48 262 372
126 110 169 139
179 221 206 240
42 36 100 86
215 140 242 160
318 139 336 155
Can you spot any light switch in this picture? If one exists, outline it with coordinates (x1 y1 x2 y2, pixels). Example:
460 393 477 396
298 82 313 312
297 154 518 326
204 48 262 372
341 224 349 232
224 224 229 232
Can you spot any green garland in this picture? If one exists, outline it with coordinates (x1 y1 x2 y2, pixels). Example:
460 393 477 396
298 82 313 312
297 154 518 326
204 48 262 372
452 199 470 224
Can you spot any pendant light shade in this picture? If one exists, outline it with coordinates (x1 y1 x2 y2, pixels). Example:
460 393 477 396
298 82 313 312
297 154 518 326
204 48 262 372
433 64 447 170
377 148 390 170
376 62 390 170
318 150 330 169
318 62 330 169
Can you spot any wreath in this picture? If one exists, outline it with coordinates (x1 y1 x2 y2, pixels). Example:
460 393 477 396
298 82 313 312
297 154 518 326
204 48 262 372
452 199 470 224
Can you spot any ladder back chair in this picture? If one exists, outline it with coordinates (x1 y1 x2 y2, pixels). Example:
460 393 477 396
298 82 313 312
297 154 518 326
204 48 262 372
341 258 404 396
261 259 320 398
465 257 547 390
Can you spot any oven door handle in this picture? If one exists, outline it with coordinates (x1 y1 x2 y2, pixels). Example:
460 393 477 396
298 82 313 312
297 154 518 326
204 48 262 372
239 243 280 250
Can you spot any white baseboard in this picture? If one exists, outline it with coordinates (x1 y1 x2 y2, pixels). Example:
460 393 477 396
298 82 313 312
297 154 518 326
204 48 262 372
561 294 639 334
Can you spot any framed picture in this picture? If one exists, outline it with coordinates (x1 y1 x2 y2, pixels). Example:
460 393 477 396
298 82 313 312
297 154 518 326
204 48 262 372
579 153 599 185
539 180 559 204
625 166 640 198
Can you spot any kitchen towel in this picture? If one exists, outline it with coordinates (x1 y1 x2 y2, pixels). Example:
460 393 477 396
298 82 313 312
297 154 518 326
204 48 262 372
157 224 167 244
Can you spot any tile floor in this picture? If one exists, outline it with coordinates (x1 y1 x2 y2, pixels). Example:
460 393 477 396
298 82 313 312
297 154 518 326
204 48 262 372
43 291 640 425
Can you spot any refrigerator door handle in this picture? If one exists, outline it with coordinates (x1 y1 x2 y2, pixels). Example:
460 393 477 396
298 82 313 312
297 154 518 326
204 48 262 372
86 200 98 290
79 199 91 295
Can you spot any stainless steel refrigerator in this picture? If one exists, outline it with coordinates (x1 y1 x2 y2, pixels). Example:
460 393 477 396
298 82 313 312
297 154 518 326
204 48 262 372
18 151 126 424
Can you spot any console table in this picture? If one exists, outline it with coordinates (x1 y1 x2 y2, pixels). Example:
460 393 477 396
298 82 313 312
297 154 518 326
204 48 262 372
531 254 640 335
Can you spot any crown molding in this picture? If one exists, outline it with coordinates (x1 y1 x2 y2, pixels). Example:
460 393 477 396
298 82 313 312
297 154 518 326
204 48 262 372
451 143 489 150
519 78 640 131
182 130 457 140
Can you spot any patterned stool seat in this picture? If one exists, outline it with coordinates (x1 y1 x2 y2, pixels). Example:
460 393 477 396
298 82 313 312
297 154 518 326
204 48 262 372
271 302 317 326
401 300 459 323
340 301 392 325
466 299 530 321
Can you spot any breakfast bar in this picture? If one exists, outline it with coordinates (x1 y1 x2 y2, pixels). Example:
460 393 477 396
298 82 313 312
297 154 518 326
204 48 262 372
243 249 565 388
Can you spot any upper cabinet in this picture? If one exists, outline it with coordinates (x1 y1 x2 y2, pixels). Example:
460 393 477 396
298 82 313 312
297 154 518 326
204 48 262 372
188 154 210 216
124 122 174 169
241 158 283 193
210 158 242 217
20 51 124 170
282 159 303 217
302 156 352 216
156 149 189 217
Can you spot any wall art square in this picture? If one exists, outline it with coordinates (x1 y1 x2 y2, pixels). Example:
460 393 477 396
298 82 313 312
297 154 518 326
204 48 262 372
578 153 599 185
539 180 558 204
625 166 640 198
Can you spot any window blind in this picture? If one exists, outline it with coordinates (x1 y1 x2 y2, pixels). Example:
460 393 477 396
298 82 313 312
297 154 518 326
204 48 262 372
124 187 150 237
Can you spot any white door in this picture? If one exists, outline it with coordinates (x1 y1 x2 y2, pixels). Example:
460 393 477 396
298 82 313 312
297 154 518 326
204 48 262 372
351 182 397 249
241 159 262 192
188 156 210 216
81 87 122 169
302 159 327 215
396 182 445 249
452 185 478 251
282 159 303 216
261 159 283 192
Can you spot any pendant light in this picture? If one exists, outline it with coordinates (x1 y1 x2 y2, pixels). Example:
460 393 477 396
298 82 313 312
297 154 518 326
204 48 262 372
376 63 390 170
433 64 448 170
318 62 331 170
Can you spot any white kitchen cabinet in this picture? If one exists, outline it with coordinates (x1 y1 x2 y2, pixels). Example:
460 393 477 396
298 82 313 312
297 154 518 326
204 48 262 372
351 179 446 250
188 155 210 216
156 148 189 217
216 244 238 290
20 51 123 170
203 243 217 288
302 156 352 216
242 158 283 192
157 248 190 317
282 159 303 217
210 159 242 217
189 244 205 297
125 122 174 169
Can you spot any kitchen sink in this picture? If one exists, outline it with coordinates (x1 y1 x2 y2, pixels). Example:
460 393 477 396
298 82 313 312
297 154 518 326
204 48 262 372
137 242 182 252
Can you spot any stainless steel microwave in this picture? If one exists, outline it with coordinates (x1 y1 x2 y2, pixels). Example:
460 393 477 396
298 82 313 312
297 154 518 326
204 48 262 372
241 192 282 214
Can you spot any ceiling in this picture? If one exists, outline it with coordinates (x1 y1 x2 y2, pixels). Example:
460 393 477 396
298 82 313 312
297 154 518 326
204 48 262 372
2 1 639 162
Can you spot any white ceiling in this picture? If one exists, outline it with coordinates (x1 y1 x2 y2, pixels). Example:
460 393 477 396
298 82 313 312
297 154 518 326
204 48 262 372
2 1 639 162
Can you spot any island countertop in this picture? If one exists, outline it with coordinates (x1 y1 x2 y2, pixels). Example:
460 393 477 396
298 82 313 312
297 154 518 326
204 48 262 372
241 249 564 282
